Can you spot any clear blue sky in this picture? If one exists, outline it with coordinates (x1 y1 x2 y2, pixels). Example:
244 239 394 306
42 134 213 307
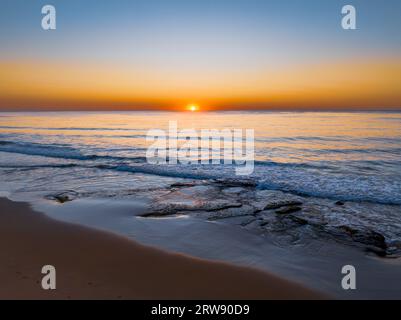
1 0 400 64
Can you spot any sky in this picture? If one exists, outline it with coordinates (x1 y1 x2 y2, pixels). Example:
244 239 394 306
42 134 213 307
0 0 400 111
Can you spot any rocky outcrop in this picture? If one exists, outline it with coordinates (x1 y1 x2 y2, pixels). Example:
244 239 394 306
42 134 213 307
338 226 387 249
45 191 78 203
265 200 303 211
47 179 401 258
275 205 302 215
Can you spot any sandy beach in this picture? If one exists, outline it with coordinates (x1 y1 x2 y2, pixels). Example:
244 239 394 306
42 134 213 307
0 197 323 299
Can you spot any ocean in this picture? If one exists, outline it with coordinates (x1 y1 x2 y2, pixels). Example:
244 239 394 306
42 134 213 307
1 111 401 205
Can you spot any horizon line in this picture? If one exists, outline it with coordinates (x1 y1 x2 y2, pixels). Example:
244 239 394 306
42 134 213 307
1 108 401 113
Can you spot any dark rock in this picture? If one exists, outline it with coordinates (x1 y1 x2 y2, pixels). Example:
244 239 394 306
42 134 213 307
55 195 70 203
275 205 302 215
339 225 357 236
170 182 197 188
141 211 166 217
264 200 303 210
338 226 387 249
205 202 243 212
335 201 345 206
365 245 387 257
141 211 186 218
141 200 243 218
46 191 78 203
213 178 257 188
288 215 308 225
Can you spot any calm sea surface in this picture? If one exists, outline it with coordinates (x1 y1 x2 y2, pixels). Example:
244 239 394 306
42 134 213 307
1 111 401 205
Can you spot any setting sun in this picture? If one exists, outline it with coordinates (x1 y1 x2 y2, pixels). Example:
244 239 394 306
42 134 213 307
186 104 199 112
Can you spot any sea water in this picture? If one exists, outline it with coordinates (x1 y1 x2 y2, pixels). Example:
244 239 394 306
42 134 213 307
1 111 400 205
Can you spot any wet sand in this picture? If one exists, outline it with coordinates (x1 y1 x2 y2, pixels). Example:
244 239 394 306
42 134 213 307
33 197 401 299
0 198 323 299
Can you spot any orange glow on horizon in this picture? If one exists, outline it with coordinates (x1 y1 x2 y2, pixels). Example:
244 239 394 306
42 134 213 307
0 57 401 110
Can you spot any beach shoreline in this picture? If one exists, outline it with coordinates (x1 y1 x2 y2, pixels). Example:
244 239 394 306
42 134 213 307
27 192 401 300
0 197 323 300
